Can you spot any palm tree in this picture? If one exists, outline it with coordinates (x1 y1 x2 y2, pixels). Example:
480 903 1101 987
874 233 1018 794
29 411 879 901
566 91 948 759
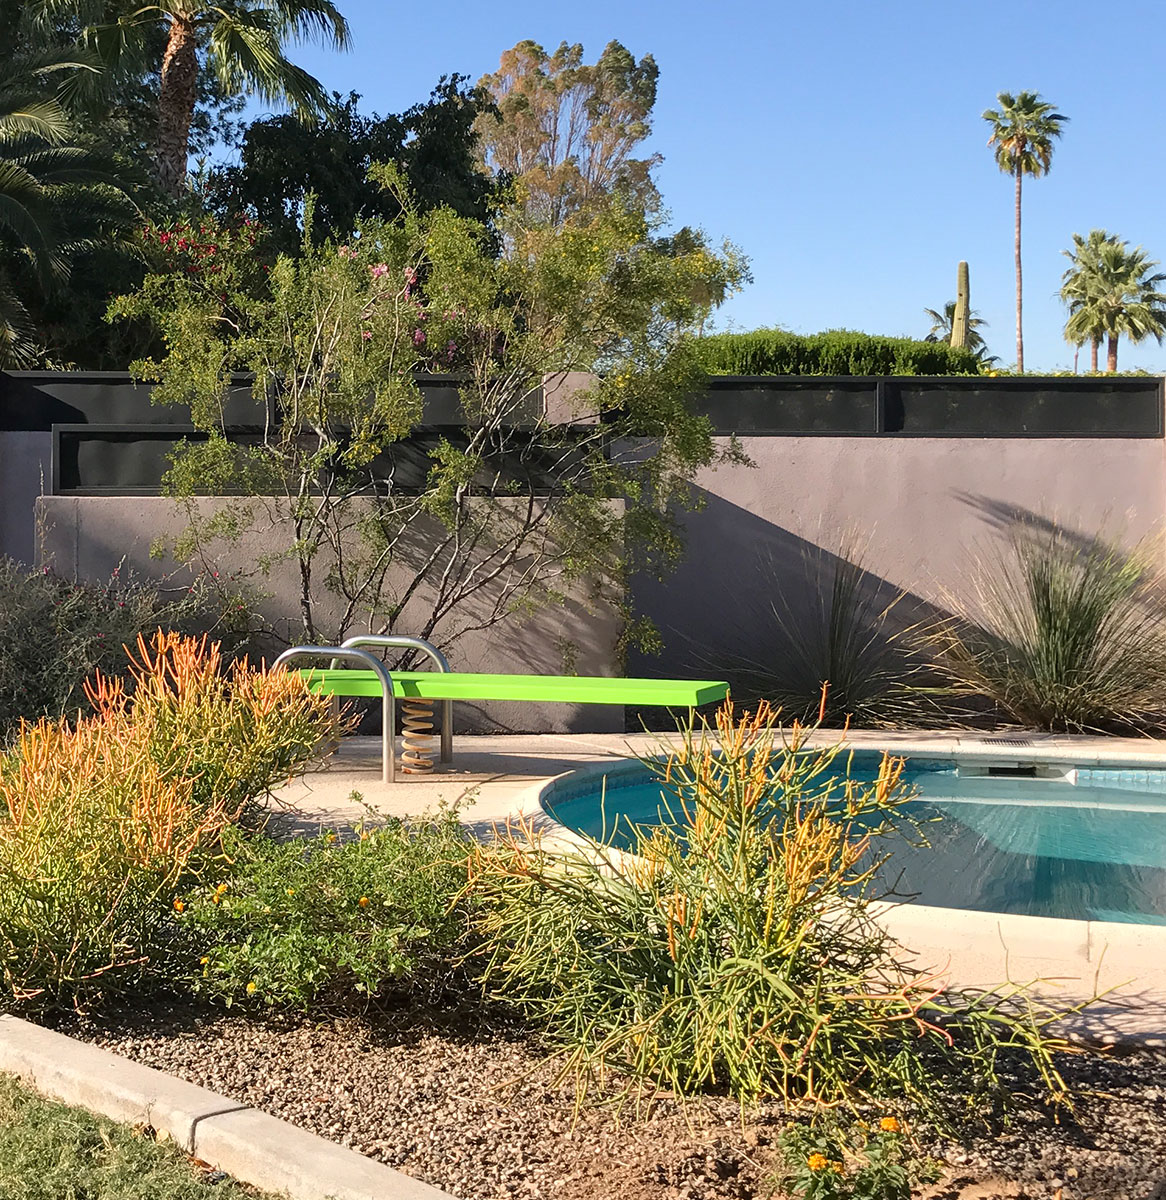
922 300 995 363
1060 232 1166 372
982 91 1067 372
36 0 350 196
0 47 131 366
1060 229 1115 372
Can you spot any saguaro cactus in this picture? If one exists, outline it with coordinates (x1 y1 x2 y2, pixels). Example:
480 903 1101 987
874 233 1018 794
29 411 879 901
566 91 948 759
951 261 970 349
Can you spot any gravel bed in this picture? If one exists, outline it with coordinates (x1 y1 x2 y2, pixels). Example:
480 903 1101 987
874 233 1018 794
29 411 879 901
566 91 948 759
58 1000 1166 1200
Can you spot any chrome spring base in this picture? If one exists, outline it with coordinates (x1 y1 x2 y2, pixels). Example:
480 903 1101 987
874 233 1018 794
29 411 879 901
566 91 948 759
401 697 436 774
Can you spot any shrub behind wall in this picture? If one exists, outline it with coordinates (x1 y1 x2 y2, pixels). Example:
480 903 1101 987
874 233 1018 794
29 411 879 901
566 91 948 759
696 328 981 376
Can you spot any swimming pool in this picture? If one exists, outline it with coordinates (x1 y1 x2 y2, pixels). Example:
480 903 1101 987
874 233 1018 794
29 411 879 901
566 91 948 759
541 753 1166 926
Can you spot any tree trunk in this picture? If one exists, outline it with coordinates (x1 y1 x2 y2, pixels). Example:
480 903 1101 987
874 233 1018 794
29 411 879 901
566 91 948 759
1107 334 1118 373
156 15 199 197
1090 337 1099 372
1014 165 1024 373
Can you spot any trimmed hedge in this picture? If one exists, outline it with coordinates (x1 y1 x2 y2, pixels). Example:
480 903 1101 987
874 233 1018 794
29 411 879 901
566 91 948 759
695 328 982 376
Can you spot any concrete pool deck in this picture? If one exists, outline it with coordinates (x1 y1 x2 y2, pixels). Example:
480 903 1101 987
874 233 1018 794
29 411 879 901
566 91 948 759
271 727 1166 1044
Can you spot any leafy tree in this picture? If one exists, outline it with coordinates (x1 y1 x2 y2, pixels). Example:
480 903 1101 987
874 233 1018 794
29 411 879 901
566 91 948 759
34 0 350 195
922 300 994 363
205 80 495 255
1060 230 1166 372
476 39 660 227
0 44 134 366
110 168 749 651
982 90 1067 372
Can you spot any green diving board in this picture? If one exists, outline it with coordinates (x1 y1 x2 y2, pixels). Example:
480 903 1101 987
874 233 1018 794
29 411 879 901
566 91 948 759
298 669 729 708
273 636 728 783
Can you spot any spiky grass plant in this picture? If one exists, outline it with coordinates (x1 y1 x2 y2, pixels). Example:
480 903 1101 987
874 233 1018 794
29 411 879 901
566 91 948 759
709 536 931 728
924 525 1166 732
470 702 1073 1119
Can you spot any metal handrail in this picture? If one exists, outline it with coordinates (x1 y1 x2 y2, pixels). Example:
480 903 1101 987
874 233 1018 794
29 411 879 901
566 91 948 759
338 635 453 763
273 646 397 783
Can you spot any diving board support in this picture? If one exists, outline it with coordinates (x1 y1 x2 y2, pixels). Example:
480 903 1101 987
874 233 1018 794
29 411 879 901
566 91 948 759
339 635 453 764
273 646 397 783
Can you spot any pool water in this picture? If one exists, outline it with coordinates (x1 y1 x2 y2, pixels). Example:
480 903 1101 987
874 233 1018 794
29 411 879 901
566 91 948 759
542 758 1166 925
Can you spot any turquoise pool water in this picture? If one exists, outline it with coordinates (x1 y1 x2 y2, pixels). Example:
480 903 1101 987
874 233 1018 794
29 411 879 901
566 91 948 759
541 755 1166 925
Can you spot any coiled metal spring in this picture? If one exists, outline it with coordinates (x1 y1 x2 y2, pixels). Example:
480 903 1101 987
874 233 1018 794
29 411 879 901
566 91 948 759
400 697 436 773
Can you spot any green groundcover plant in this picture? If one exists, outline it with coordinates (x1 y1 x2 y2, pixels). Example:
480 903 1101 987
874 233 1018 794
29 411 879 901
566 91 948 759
182 808 476 1009
469 702 1075 1121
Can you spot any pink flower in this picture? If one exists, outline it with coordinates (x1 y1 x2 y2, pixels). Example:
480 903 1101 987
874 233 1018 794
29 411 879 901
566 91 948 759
370 263 389 280
362 330 372 341
413 329 426 346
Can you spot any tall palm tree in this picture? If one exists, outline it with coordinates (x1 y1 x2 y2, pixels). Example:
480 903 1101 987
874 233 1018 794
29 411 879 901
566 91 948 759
922 300 995 363
36 0 350 196
1060 232 1166 372
982 91 1067 373
0 47 131 366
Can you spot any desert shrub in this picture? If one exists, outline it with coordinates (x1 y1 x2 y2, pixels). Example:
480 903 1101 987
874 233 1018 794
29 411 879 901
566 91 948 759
183 811 475 1009
922 525 1166 732
706 537 933 727
0 634 340 1010
470 703 1071 1117
0 558 256 744
695 329 980 376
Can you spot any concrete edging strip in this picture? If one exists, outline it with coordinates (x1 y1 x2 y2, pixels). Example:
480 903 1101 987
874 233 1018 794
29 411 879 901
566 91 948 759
0 1014 456 1200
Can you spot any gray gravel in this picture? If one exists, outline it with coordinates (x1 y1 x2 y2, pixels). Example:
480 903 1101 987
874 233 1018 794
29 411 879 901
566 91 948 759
57 1001 1166 1200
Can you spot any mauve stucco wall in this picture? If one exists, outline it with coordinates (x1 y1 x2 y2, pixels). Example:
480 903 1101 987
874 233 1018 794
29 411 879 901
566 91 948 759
34 495 623 733
630 436 1166 675
0 432 51 566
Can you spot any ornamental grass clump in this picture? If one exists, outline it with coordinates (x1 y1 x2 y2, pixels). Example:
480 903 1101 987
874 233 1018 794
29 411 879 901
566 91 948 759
0 633 340 1010
923 525 1166 732
470 702 1072 1118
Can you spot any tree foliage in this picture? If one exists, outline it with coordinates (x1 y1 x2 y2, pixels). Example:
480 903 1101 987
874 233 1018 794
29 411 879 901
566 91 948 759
0 41 136 367
476 39 660 228
205 81 496 255
32 0 349 194
110 167 749 652
922 301 994 364
1060 229 1166 372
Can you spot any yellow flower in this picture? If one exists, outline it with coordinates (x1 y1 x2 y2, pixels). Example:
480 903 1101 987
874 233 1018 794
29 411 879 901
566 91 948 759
831 1161 845 1174
246 981 257 994
215 883 228 895
358 896 370 907
325 832 337 843
199 956 209 965
807 1153 828 1172
879 1116 902 1134
286 888 295 896
172 899 185 913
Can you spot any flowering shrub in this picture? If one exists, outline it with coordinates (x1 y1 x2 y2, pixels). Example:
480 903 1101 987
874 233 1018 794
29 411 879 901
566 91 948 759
0 634 340 1010
777 1119 921 1200
182 810 475 1009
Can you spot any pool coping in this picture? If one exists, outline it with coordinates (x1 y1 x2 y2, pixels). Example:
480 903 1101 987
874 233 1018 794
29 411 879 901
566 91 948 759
503 733 1166 1047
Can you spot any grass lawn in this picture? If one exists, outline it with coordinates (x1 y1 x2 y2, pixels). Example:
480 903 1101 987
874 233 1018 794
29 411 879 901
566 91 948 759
0 1073 278 1200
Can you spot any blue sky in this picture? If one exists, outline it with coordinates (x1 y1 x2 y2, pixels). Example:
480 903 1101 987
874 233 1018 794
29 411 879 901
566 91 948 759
227 0 1166 372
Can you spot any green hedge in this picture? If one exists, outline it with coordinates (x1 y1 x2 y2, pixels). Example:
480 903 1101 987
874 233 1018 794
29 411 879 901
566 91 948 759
695 328 982 376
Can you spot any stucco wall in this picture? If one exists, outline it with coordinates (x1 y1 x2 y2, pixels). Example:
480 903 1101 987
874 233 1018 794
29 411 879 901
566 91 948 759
35 495 624 733
630 435 1166 676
